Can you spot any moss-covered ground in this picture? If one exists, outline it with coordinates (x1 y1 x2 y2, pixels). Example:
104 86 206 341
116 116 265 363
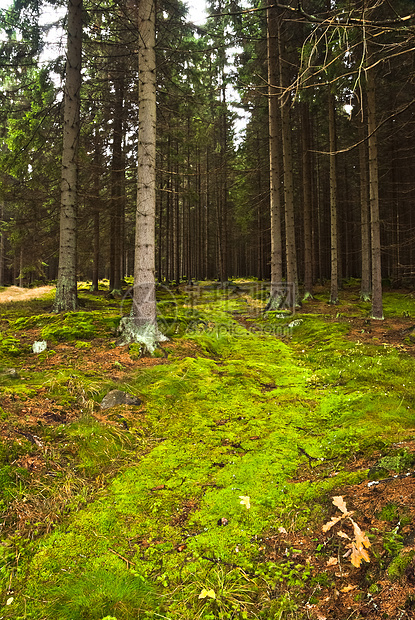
1 281 415 619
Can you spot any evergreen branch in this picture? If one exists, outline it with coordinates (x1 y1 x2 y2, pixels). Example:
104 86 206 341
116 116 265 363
312 98 415 157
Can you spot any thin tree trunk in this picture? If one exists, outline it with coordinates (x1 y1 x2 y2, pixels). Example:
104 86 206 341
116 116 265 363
366 61 383 319
54 0 82 312
92 212 100 291
19 246 23 287
218 83 228 283
301 101 313 300
359 119 371 300
90 131 101 292
278 15 298 309
328 91 339 304
266 4 284 309
110 75 124 293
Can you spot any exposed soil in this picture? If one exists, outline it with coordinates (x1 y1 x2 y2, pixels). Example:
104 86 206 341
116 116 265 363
268 443 415 620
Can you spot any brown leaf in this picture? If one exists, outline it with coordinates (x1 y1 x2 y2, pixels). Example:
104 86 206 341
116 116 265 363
327 557 338 566
340 584 357 593
352 520 371 550
332 496 351 515
322 515 343 532
350 542 370 568
337 530 350 539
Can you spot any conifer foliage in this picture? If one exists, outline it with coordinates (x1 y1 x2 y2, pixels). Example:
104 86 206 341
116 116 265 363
1 0 415 310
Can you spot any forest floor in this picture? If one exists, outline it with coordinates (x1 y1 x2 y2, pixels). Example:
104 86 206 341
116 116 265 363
1 281 415 619
0 285 54 304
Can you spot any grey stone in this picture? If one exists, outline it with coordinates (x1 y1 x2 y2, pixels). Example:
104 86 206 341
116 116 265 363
0 368 19 379
100 389 141 410
33 340 47 354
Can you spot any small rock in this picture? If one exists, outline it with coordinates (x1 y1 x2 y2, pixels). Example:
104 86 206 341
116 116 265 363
33 341 47 354
100 389 141 410
288 319 303 328
1 368 19 379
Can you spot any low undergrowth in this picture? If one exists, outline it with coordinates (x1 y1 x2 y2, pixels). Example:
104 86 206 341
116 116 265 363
0 282 415 619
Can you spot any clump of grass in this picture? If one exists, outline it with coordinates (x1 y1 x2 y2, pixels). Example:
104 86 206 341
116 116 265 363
48 558 156 620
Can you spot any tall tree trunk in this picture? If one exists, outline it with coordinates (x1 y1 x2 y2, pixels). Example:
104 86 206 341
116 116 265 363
90 131 101 292
359 118 371 300
109 74 124 293
54 0 82 312
218 82 229 283
328 91 339 304
119 0 166 352
266 4 284 309
301 101 313 300
134 0 156 325
278 15 298 309
366 60 383 319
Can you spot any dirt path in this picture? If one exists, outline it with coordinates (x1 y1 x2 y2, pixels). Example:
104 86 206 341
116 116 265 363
0 285 54 304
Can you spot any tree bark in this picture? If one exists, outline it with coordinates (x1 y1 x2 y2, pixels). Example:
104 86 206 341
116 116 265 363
328 91 339 304
278 15 298 309
109 72 124 293
366 60 383 319
266 4 284 310
54 0 82 312
301 101 313 300
358 118 371 300
119 0 166 352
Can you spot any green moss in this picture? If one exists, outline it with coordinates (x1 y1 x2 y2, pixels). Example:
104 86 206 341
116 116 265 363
387 551 415 580
378 450 415 473
3 285 415 619
75 340 92 349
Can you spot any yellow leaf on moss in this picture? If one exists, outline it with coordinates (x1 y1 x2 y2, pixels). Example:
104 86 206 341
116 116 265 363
199 588 216 600
239 495 251 509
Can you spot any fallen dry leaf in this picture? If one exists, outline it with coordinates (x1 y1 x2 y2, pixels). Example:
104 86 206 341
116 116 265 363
350 543 370 568
340 584 357 593
327 557 338 566
322 515 342 532
352 521 371 550
332 496 349 514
